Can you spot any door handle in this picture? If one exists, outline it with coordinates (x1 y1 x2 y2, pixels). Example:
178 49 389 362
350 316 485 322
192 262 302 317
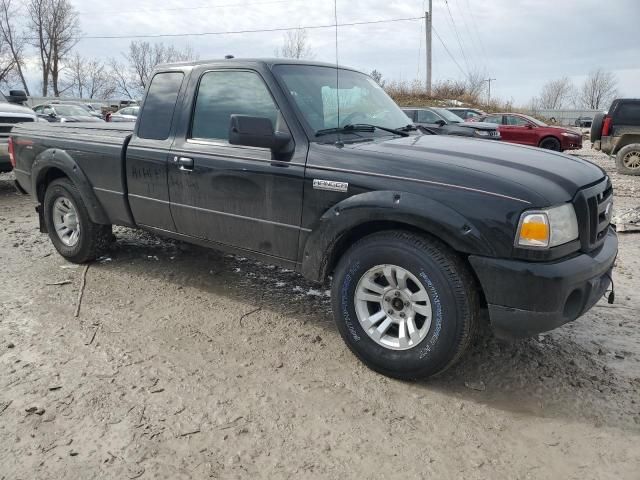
173 156 194 171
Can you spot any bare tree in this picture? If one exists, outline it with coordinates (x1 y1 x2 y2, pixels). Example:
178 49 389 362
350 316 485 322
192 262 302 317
579 69 617 109
538 77 574 109
28 0 80 96
276 29 314 59
370 69 385 87
0 0 29 94
465 70 487 103
63 53 116 99
111 41 196 98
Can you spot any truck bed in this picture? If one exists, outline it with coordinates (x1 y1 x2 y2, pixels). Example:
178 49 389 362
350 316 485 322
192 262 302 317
12 122 135 226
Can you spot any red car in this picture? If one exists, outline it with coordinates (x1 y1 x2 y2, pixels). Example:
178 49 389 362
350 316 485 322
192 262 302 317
472 113 582 152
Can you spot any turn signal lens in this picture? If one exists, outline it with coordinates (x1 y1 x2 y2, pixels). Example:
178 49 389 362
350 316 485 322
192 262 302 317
8 136 15 168
517 213 550 247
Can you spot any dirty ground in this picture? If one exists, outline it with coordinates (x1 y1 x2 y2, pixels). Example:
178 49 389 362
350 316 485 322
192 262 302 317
1 143 639 479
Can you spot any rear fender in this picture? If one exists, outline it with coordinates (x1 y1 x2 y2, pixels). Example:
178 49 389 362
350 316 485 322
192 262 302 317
31 148 110 227
300 190 494 282
612 134 640 154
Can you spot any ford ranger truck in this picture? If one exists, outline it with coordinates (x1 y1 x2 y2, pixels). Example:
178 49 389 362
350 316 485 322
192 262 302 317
10 59 618 380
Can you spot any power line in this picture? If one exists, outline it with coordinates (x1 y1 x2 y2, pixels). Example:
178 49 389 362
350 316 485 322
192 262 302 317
39 16 425 41
77 0 298 17
464 0 491 71
442 0 472 76
453 0 483 72
432 25 468 79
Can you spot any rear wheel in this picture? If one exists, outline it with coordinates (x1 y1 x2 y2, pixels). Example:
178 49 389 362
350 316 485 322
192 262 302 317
43 178 112 263
616 144 640 176
590 112 605 142
539 136 561 151
331 231 479 380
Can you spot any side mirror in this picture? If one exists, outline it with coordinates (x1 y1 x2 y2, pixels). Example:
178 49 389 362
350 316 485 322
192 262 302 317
524 123 533 129
228 115 291 153
7 90 27 104
48 112 57 118
435 119 446 127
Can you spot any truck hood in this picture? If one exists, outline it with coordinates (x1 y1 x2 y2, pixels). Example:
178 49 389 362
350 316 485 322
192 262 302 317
346 134 605 206
0 102 36 117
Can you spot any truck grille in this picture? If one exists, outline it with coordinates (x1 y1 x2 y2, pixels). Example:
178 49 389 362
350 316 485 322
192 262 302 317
573 178 613 252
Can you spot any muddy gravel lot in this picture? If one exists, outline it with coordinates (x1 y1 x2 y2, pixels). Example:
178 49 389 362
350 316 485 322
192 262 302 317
1 144 639 479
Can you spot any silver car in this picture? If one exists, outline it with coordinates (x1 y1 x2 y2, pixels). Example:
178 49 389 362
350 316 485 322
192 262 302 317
108 106 139 123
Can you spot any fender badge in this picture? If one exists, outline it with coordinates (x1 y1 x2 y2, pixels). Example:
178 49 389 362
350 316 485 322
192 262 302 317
313 179 348 193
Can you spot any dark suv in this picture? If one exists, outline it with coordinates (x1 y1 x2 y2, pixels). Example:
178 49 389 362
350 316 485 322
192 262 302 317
591 98 640 175
402 107 500 140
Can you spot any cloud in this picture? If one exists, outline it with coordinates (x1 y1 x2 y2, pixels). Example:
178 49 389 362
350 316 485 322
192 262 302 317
18 0 640 105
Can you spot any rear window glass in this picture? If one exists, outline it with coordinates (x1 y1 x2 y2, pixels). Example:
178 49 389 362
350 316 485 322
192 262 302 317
137 72 184 140
615 102 640 125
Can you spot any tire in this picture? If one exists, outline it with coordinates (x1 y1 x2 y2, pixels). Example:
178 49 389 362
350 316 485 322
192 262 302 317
43 178 112 263
615 143 640 176
331 231 479 380
590 112 605 142
539 136 561 151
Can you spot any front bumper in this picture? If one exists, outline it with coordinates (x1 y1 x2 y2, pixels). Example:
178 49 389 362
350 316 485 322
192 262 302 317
469 228 618 338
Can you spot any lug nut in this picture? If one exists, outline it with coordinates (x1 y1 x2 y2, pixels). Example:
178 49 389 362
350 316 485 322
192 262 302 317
394 292 400 297
385 297 391 302
399 312 405 318
404 301 410 307
388 310 394 315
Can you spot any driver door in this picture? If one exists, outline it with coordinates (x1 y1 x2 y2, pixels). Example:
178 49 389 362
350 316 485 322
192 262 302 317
415 109 446 133
502 115 537 146
168 68 306 261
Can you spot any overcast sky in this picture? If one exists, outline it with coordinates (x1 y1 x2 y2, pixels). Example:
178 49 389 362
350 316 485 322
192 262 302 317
22 0 640 104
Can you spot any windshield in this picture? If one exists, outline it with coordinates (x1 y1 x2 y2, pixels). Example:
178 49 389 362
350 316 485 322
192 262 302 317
432 108 464 123
274 65 412 136
55 105 91 116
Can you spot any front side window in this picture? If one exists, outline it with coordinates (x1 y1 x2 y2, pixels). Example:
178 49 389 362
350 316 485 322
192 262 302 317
416 110 441 124
505 115 530 126
274 65 411 135
191 70 279 141
137 71 184 140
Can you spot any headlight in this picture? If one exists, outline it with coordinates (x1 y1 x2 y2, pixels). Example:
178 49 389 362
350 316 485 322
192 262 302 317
515 203 579 248
59 118 66 123
475 130 489 136
561 132 579 137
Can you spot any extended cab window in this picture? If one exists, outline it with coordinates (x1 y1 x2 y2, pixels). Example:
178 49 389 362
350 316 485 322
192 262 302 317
137 72 184 140
191 70 279 142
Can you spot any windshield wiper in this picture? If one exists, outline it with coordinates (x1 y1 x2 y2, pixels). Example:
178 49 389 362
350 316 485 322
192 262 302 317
316 123 409 137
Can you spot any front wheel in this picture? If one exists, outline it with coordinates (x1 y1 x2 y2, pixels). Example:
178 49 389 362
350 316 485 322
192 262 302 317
615 143 640 176
43 178 112 263
539 136 561 151
331 231 479 380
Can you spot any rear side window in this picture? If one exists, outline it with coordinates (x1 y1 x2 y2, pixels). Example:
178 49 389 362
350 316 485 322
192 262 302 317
615 102 640 126
505 115 529 126
137 72 184 140
191 70 279 141
484 114 502 124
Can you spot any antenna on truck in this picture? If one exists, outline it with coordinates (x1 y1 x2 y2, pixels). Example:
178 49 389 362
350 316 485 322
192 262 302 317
334 0 342 145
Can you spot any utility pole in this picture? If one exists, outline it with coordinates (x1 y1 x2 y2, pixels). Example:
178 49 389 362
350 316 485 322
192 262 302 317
425 0 432 96
485 78 496 104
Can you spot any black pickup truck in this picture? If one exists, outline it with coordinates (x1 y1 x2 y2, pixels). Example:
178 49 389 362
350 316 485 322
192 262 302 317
11 59 617 379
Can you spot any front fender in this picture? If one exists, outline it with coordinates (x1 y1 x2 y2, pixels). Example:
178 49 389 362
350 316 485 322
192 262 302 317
300 190 495 282
32 148 110 225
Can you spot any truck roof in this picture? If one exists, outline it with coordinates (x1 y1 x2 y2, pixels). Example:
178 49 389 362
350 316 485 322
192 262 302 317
156 57 362 73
